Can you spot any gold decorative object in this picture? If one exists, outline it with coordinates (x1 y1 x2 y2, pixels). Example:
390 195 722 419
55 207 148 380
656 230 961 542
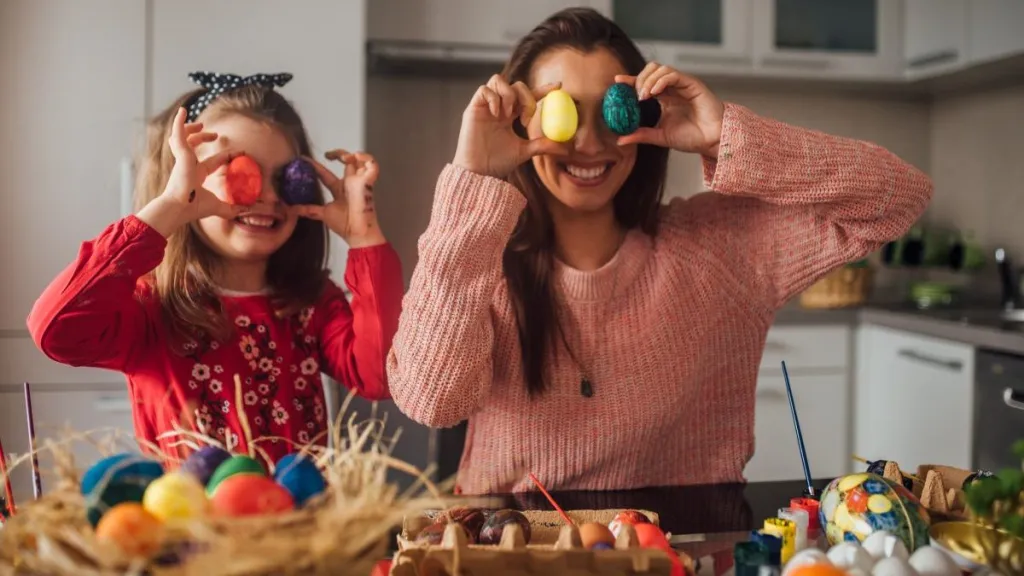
930 521 1024 574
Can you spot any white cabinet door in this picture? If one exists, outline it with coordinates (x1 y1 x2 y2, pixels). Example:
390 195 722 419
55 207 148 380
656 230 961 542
968 0 1024 65
752 0 903 80
746 373 849 482
150 0 366 280
903 0 969 79
0 1 146 332
854 325 975 471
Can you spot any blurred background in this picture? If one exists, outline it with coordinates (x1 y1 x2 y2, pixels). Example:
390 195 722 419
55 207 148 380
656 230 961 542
1 0 1022 499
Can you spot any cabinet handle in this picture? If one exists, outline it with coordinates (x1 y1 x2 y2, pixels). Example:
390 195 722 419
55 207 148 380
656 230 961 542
675 53 753 67
94 397 131 413
1003 388 1024 411
763 340 787 352
119 157 134 217
756 389 785 401
760 56 831 70
907 50 959 68
897 348 963 372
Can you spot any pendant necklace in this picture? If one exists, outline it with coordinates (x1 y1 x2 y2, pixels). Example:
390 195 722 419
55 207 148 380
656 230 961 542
557 256 621 399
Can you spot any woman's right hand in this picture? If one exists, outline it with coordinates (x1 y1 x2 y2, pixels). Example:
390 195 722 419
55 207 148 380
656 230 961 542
138 107 241 237
452 75 571 179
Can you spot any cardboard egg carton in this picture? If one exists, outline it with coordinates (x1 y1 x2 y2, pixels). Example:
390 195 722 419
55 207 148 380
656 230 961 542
391 521 688 576
880 461 973 520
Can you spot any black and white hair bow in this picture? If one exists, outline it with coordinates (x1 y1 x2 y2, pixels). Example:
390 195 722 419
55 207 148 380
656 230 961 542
184 71 293 122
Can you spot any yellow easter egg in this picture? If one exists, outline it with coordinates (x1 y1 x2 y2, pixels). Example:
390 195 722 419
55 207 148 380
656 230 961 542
142 472 208 522
540 89 578 143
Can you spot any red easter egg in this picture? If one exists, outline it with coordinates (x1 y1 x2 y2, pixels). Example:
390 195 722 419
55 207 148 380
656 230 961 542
633 523 671 550
210 474 294 517
225 155 262 205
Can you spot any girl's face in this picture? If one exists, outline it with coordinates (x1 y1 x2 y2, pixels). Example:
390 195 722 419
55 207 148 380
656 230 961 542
194 114 300 262
527 47 637 216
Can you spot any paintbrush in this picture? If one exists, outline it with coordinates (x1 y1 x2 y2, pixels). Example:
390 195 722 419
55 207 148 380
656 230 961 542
24 382 42 499
528 472 575 527
781 361 814 498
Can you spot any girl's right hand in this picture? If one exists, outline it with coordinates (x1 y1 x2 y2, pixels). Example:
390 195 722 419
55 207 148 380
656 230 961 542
138 107 240 237
452 75 571 179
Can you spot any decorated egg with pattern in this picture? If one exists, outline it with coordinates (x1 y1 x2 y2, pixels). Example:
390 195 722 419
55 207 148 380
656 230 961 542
818 473 931 552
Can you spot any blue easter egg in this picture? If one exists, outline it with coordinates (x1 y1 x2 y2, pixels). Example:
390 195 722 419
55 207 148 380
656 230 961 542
81 453 164 526
602 83 641 136
273 453 325 506
180 446 232 487
280 158 320 206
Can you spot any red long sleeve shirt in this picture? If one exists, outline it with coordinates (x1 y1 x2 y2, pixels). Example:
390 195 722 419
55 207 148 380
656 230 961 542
27 216 404 466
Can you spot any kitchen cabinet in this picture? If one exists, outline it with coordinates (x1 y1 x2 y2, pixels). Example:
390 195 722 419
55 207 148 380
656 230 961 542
752 0 903 80
150 0 365 279
854 325 975 472
600 0 754 74
967 0 1024 66
903 0 969 80
745 325 852 482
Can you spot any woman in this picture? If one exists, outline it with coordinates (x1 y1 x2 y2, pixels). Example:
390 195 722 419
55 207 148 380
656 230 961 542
387 8 932 494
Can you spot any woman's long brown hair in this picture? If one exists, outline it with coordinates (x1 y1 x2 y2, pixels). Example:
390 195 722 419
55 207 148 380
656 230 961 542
502 7 669 397
134 86 329 346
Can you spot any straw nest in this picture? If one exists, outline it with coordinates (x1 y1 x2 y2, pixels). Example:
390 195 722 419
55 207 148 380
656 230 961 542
0 391 450 576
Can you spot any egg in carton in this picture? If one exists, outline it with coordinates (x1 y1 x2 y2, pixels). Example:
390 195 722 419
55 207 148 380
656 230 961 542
865 459 991 521
391 521 688 576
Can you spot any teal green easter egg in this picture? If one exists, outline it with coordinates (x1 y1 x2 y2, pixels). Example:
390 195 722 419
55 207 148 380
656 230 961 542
602 82 641 136
206 455 265 494
818 472 931 552
81 453 164 527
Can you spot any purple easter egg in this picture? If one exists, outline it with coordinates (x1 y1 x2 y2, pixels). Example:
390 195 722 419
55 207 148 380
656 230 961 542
280 158 319 206
179 446 231 487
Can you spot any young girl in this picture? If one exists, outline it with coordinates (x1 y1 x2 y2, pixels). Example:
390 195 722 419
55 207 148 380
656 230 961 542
27 72 404 466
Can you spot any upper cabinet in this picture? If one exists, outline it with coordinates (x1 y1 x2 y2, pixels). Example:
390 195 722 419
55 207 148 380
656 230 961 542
968 0 1024 66
903 0 968 80
752 0 903 80
600 0 753 75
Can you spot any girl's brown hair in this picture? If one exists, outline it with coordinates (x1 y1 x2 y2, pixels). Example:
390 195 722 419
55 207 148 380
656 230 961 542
501 8 670 397
135 86 329 345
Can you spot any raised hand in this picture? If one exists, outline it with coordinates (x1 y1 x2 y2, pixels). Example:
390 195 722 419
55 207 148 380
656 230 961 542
453 75 572 179
295 150 386 248
613 63 725 158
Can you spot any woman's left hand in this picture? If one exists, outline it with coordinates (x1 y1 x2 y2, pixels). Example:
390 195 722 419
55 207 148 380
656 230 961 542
296 150 387 248
614 63 725 158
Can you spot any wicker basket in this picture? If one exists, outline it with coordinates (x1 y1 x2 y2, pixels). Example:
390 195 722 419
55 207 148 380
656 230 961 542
799 266 874 309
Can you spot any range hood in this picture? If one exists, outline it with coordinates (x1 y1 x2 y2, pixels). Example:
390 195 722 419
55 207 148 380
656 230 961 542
367 39 511 77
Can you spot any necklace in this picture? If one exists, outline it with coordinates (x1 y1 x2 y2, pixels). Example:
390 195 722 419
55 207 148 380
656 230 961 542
556 253 622 399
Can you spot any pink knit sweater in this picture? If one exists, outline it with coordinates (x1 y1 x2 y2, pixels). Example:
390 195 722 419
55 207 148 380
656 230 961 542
387 103 932 494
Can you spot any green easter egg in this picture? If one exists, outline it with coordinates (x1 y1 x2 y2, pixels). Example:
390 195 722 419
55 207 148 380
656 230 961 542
602 83 641 136
206 455 265 495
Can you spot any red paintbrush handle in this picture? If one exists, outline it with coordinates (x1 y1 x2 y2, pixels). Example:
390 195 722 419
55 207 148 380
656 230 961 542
528 473 575 527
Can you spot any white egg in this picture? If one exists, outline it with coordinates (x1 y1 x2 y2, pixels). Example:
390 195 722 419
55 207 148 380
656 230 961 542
782 548 830 575
872 556 919 576
846 570 871 576
862 530 909 561
907 546 961 576
827 541 875 572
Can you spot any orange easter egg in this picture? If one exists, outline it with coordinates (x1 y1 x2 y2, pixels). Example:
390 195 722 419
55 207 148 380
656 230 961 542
225 155 262 205
787 565 848 576
579 522 615 549
94 502 165 558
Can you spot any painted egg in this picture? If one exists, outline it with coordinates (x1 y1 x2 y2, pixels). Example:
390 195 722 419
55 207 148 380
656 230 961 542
94 502 165 558
414 522 449 545
179 446 231 487
435 506 486 543
783 548 829 575
786 565 847 576
273 453 325 507
608 509 651 538
478 509 531 545
225 155 262 205
142 472 208 522
602 82 641 136
633 523 671 551
280 158 320 206
82 454 164 527
540 89 578 143
591 541 614 550
579 522 615 549
210 475 295 517
865 460 914 491
206 455 265 494
818 473 930 552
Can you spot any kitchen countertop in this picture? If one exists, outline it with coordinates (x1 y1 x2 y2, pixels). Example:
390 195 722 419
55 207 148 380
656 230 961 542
774 302 1024 356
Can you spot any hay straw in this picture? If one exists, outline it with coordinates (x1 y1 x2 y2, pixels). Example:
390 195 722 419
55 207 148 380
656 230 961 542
0 390 455 576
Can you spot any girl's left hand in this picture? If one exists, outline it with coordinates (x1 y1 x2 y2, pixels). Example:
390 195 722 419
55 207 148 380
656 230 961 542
614 63 725 158
296 150 387 248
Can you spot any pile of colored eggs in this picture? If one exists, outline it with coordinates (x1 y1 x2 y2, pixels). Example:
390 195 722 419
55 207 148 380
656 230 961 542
83 448 326 558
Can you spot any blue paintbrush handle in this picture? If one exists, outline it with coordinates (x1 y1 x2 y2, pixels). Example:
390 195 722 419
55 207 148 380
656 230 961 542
781 361 814 496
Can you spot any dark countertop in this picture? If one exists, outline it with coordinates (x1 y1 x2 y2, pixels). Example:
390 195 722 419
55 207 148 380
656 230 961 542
774 302 1024 356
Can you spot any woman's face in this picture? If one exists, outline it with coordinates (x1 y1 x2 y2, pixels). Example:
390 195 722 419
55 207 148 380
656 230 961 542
527 47 636 216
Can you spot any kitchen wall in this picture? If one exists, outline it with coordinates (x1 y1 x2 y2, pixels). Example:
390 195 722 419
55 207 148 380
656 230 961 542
367 75 934 286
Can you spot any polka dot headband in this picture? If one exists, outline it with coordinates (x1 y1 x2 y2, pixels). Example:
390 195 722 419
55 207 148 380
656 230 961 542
184 71 293 122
